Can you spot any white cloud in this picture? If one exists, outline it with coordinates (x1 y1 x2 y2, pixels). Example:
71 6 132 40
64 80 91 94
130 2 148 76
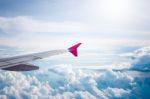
122 46 150 71
0 45 150 99
0 95 7 99
103 87 130 98
0 16 150 51
0 64 134 99
0 71 54 99
0 62 149 99
0 16 88 34
0 34 149 52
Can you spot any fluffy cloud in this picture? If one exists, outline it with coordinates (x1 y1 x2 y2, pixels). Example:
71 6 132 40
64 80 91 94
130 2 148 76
0 64 149 99
127 46 150 71
0 65 133 99
0 71 53 99
103 87 130 98
0 46 150 99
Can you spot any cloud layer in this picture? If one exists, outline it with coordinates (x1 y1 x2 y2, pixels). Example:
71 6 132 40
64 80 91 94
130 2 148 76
0 66 132 99
0 16 87 34
0 16 150 51
128 46 150 71
0 46 150 99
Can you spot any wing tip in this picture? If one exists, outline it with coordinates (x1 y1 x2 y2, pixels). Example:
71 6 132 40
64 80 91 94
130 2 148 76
68 43 82 57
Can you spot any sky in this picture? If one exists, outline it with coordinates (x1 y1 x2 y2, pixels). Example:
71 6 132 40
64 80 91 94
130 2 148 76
0 0 150 99
0 0 150 50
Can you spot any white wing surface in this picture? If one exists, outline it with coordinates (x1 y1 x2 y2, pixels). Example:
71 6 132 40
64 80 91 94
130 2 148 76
0 43 81 71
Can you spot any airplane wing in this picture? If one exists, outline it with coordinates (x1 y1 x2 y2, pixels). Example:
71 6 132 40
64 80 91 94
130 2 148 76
0 43 81 71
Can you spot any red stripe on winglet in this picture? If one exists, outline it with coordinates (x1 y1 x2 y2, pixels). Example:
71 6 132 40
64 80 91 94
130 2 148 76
68 43 82 57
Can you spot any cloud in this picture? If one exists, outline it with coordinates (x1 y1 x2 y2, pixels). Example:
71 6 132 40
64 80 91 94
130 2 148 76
0 71 53 99
0 64 134 99
103 87 130 98
0 63 149 99
125 46 150 71
0 34 149 52
0 46 150 98
0 16 150 51
0 16 87 34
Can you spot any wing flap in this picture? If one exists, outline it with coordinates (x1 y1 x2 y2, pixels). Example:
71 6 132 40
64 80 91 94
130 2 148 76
2 64 39 71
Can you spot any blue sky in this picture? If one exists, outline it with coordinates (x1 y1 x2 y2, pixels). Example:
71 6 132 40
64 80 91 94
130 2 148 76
0 0 150 51
0 0 150 99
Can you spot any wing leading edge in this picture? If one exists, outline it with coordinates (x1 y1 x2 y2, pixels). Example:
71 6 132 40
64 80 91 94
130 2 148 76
0 43 81 71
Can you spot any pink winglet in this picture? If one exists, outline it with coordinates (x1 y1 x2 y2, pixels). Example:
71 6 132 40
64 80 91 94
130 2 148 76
68 43 82 57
